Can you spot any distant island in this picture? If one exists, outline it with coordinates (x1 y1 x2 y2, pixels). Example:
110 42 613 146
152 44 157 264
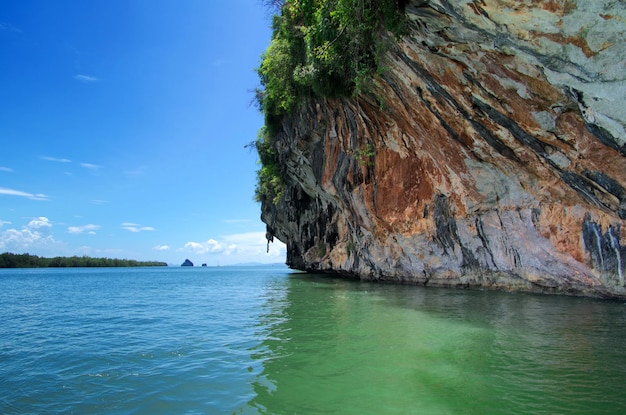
0 252 167 268
181 259 194 267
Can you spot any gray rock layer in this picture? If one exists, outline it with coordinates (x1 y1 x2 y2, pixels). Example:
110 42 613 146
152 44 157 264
262 0 626 298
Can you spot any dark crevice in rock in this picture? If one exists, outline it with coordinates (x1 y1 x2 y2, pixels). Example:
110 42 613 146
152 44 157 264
582 214 625 285
561 171 614 213
472 97 556 161
433 194 459 254
568 87 626 156
312 139 325 185
397 52 522 163
475 216 497 268
416 86 472 151
461 246 481 269
584 170 626 219
587 123 626 157
471 96 624 217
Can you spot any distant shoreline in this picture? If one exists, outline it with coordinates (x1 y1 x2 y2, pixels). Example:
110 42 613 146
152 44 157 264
0 252 167 268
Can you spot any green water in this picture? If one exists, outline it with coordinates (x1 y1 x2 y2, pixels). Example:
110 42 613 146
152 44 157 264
2 267 625 414
244 273 626 414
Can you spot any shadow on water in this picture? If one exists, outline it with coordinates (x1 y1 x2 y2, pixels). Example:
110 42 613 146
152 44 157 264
241 273 626 415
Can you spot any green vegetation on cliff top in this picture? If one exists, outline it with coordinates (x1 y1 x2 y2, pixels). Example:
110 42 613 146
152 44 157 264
254 0 406 204
0 252 168 268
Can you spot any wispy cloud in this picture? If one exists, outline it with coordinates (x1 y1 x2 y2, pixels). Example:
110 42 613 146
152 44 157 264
153 244 170 251
41 156 71 163
0 22 22 33
80 162 102 170
0 166 14 172
74 74 100 83
122 222 156 233
0 220 11 228
0 186 48 201
40 157 102 174
68 224 100 235
124 166 147 177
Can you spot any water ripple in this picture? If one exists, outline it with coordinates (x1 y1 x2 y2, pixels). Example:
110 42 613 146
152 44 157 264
2 268 626 414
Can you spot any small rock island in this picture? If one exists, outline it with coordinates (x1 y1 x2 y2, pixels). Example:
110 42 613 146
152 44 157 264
181 259 194 267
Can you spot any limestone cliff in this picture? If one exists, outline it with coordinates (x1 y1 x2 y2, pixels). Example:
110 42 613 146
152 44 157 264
261 0 626 298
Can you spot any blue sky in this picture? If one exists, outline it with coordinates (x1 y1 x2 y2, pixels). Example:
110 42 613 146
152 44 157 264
0 0 287 265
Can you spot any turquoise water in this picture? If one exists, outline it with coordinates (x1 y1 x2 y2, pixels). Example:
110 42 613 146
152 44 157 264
1 266 625 414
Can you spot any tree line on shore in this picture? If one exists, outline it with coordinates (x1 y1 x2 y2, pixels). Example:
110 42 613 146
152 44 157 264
0 252 168 268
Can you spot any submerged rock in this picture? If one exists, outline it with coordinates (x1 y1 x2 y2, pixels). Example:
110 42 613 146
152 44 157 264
261 0 626 298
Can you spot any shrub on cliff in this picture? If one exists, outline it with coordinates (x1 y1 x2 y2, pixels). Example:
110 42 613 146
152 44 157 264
254 127 284 205
257 0 405 122
254 0 406 204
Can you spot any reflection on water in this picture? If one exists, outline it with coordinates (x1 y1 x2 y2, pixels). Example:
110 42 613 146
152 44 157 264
244 274 626 415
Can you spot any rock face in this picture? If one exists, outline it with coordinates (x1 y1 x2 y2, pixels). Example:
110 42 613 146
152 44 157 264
261 0 626 298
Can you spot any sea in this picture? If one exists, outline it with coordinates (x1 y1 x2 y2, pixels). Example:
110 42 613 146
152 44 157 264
1 265 626 414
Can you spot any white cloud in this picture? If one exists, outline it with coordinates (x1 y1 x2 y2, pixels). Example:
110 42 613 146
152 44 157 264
0 187 48 201
153 244 170 251
121 222 156 233
182 232 286 261
184 239 228 254
0 216 62 254
0 166 14 172
0 220 11 228
68 224 100 235
80 162 102 170
41 156 71 163
74 74 100 83
28 217 52 231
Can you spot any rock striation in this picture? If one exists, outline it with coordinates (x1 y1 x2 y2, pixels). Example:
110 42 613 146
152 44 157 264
261 0 626 298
